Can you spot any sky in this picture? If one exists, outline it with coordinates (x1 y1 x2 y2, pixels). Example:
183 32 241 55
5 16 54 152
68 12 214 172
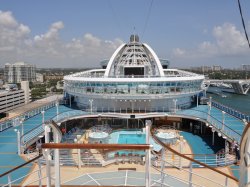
0 0 250 68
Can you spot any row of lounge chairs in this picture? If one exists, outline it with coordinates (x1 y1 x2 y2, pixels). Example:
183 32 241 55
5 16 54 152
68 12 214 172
61 127 85 143
114 153 145 165
80 149 102 167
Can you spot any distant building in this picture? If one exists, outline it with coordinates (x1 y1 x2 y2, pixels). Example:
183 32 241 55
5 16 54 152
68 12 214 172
36 73 44 83
0 81 30 115
0 80 3 88
212 65 222 72
242 64 250 71
202 66 212 73
4 62 36 83
45 75 64 81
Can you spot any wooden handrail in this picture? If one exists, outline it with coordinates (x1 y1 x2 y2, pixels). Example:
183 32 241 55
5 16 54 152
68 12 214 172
151 129 239 182
39 143 151 150
0 154 42 178
240 122 250 148
11 185 141 187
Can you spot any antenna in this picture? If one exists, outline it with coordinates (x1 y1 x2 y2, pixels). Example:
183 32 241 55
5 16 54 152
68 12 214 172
133 27 136 65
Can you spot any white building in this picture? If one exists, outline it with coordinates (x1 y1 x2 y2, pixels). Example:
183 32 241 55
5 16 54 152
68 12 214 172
64 35 204 112
212 65 222 71
0 81 30 114
36 73 44 83
242 64 250 71
4 62 36 83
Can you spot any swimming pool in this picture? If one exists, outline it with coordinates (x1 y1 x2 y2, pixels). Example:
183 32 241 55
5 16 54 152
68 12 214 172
118 133 145 144
109 130 162 155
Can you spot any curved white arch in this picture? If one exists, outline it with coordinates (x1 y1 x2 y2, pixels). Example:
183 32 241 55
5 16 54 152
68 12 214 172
104 43 126 77
143 43 165 77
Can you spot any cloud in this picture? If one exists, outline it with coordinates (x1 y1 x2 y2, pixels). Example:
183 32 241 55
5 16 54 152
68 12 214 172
172 23 250 67
0 11 18 27
0 11 124 68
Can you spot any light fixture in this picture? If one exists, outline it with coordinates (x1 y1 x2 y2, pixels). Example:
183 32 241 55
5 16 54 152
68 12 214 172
218 132 221 137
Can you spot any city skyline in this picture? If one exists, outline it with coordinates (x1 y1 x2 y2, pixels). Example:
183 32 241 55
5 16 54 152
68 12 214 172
0 0 249 68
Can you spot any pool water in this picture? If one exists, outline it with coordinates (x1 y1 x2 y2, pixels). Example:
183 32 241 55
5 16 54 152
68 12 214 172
118 133 145 144
108 130 161 156
117 133 145 155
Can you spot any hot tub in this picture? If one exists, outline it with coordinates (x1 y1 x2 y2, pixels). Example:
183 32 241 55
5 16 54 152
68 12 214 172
88 131 109 143
155 131 178 144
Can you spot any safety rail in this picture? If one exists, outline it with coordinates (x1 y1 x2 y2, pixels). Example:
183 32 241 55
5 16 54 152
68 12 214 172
160 152 236 168
176 108 242 143
212 100 250 122
0 154 43 186
0 143 152 187
191 108 242 141
20 109 76 150
0 141 239 187
151 152 233 187
151 128 239 184
0 100 58 132
65 68 199 78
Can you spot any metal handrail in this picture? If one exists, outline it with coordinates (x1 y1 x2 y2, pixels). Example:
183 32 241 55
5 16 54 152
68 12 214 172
151 128 239 182
0 99 58 124
212 100 250 122
21 108 73 140
0 154 42 178
181 108 242 136
0 100 58 133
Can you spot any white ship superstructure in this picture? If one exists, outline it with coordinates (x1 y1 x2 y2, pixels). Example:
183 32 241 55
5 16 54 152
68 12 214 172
64 35 204 112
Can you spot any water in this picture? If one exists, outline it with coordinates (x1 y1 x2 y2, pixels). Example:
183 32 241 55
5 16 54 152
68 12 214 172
117 133 145 155
207 87 250 115
109 130 162 156
118 134 145 144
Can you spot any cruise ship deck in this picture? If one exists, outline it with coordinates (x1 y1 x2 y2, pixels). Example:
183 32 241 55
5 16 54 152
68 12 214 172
0 35 249 186
0 101 247 185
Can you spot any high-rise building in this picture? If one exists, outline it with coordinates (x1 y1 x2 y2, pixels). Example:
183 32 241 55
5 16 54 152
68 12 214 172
242 64 250 71
4 62 36 83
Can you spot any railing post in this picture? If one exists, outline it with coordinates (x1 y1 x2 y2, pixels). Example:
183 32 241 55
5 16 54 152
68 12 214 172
37 158 42 187
14 129 21 155
41 111 45 124
8 174 11 187
225 177 228 187
216 154 218 166
179 136 183 169
196 93 199 107
222 111 225 131
78 148 81 168
189 163 193 187
74 139 81 169
145 120 152 187
56 101 59 120
44 125 51 187
160 148 166 187
212 128 215 146
54 131 61 187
